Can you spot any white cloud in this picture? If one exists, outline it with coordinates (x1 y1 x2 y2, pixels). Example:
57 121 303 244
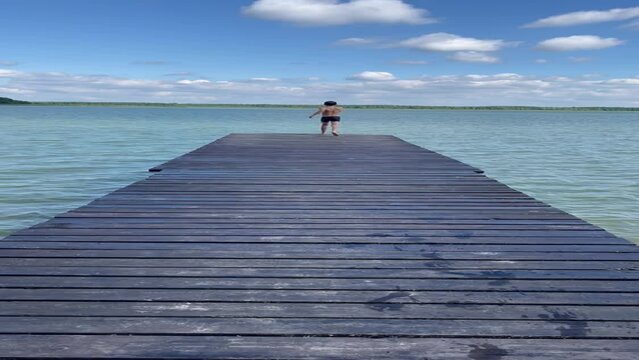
535 59 549 64
537 35 623 51
250 77 280 81
605 77 639 85
334 37 379 46
399 33 510 52
242 0 434 26
348 71 396 81
524 6 639 28
0 70 307 103
273 86 304 92
177 79 211 85
2 68 639 106
449 51 499 63
466 74 489 80
0 61 18 66
95 78 166 87
492 73 524 79
390 80 428 89
0 69 22 77
0 87 33 94
310 73 639 106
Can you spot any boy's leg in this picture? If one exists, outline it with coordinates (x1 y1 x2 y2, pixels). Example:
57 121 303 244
320 122 328 134
331 121 339 135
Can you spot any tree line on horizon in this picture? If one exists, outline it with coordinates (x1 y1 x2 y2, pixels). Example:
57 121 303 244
0 97 30 104
1 97 638 111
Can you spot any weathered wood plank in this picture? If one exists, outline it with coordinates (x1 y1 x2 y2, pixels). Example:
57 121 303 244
1 335 636 359
0 258 636 270
2 289 636 305
2 248 637 260
1 317 637 338
1 301 636 320
30 222 602 231
4 235 631 245
2 242 634 253
11 228 616 237
1 276 636 292
0 266 636 280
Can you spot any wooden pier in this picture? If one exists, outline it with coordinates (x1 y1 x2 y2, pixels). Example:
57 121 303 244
1 133 637 359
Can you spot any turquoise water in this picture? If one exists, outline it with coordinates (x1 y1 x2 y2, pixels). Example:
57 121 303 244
1 106 637 243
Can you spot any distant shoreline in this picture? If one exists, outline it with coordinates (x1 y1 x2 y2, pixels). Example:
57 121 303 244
1 98 638 111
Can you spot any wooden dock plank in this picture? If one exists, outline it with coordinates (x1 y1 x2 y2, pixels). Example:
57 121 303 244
1 336 637 360
2 248 637 260
2 288 637 305
2 301 637 320
1 133 637 359
1 242 633 253
1 266 637 280
0 258 636 270
1 317 637 338
6 235 631 245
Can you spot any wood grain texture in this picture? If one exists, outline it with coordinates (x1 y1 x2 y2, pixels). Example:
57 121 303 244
1 133 637 359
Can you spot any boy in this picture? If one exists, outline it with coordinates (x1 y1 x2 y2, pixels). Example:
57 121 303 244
309 100 343 136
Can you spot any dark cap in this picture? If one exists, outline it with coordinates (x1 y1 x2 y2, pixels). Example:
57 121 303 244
324 101 337 106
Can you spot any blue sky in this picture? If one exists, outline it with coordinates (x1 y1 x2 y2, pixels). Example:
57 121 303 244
1 0 638 105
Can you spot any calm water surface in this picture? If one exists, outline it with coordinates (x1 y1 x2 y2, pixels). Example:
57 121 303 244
1 106 637 242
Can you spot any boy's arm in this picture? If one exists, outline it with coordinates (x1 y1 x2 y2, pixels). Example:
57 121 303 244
309 107 323 118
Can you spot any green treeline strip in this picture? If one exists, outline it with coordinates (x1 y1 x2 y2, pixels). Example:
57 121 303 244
1 97 638 111
0 97 30 104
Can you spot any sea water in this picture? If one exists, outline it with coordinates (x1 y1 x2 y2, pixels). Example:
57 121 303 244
1 106 637 242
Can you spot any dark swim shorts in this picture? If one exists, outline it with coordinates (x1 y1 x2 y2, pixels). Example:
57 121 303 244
321 116 341 123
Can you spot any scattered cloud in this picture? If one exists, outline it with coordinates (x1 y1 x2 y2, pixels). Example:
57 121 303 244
241 0 434 26
449 51 499 63
0 61 18 66
347 71 396 81
334 37 379 46
389 79 428 89
250 77 280 81
176 79 211 85
330 73 639 106
398 33 511 52
2 68 639 106
0 69 22 77
535 59 549 64
0 69 307 103
536 35 623 51
0 87 33 94
605 77 639 85
524 6 639 28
